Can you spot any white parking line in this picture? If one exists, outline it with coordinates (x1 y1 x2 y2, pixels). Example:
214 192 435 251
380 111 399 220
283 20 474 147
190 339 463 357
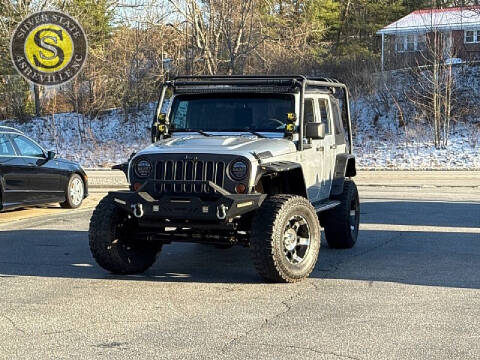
361 223 480 233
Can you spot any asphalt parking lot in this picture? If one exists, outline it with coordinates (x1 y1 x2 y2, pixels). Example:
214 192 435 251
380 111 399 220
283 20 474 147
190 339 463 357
0 171 479 359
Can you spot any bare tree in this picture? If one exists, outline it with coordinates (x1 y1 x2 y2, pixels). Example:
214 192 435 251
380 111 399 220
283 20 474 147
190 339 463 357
0 0 51 117
406 12 457 149
168 0 260 75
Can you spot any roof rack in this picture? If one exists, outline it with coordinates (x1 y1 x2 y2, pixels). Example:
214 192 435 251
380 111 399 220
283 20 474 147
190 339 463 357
171 75 346 91
0 126 24 135
173 75 342 81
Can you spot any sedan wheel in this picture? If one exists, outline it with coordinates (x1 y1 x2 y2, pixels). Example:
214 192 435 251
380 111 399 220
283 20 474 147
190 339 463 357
60 174 85 209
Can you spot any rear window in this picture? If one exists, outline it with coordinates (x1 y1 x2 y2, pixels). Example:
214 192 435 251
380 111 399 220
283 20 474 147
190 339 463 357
0 134 15 156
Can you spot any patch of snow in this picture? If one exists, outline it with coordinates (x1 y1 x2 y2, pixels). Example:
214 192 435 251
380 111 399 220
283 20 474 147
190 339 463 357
1 102 478 170
1 105 154 168
354 121 479 170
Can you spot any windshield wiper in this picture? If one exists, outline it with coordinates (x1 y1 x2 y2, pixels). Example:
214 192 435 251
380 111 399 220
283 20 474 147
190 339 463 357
173 128 266 138
245 131 266 138
196 130 212 137
174 129 212 137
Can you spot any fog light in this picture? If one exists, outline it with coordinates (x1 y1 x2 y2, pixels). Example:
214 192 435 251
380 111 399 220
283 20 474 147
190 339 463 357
133 182 142 191
235 183 247 194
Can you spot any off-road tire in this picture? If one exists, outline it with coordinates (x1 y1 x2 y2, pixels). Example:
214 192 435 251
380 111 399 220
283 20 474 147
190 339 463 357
323 180 360 249
250 195 321 283
89 195 159 274
60 174 84 209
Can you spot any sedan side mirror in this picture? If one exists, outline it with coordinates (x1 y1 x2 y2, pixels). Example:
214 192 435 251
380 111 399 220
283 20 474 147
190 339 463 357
305 122 325 140
47 150 56 160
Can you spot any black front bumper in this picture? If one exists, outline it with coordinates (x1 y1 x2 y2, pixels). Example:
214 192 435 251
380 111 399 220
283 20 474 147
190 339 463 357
110 181 266 222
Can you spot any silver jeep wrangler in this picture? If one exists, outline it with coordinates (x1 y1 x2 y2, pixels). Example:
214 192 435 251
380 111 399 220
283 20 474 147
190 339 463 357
89 75 359 283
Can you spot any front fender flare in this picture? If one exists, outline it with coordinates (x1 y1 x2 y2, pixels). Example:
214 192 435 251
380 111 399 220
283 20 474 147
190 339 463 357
255 161 307 197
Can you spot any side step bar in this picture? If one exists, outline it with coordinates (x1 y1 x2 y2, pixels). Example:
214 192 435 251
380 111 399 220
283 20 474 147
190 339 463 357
314 200 341 213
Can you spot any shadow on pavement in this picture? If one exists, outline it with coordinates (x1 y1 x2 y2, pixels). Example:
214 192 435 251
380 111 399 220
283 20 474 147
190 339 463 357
1 204 60 212
0 200 478 287
361 200 480 228
0 230 262 284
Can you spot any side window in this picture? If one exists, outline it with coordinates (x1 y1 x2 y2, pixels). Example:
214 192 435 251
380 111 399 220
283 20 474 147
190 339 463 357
11 135 44 158
304 99 315 123
317 99 331 134
331 100 347 146
0 134 15 156
331 101 344 135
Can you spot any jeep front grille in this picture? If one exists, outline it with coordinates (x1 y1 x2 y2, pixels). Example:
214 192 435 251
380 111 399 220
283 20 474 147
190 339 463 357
155 159 226 194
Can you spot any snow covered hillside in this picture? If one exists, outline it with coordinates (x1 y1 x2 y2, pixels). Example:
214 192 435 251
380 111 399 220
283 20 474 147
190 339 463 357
1 106 154 168
1 102 478 170
351 98 480 170
354 125 480 169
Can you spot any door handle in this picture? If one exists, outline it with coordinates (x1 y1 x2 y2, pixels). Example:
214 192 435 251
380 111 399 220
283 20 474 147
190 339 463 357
330 144 337 150
316 146 324 151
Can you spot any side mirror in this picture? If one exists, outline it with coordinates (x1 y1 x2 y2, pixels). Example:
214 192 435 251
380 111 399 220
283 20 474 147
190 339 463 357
112 162 129 178
47 150 56 160
305 122 325 139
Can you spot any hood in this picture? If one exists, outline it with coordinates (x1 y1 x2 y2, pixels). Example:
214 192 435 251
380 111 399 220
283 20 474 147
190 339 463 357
136 134 296 160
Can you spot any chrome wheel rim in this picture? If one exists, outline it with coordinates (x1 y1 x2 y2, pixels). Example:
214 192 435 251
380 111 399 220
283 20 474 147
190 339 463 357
283 215 311 265
69 178 84 206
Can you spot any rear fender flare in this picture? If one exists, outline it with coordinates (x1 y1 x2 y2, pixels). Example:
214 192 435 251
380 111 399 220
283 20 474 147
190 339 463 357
331 154 356 196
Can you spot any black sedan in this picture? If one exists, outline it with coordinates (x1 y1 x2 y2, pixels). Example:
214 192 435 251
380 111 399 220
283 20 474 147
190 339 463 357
0 126 88 211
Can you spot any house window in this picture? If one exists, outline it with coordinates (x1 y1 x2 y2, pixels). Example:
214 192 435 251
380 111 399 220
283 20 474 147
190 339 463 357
465 30 480 44
395 34 426 52
406 35 415 51
417 34 426 51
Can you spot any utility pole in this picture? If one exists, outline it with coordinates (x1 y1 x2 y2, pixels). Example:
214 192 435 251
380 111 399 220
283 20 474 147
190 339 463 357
33 85 41 117
185 23 189 75
381 33 385 72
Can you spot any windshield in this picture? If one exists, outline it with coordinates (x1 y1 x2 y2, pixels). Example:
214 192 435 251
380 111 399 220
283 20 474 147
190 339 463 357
169 94 294 132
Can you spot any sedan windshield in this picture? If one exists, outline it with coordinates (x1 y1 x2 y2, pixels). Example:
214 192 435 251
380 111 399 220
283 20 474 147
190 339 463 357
169 94 294 132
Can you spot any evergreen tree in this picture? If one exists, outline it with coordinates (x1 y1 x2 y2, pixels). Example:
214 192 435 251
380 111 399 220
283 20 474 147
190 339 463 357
58 0 114 48
331 0 406 57
259 0 340 59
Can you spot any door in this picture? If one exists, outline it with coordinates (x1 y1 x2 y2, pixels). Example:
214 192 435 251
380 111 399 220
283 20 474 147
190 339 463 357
302 97 323 203
10 134 63 204
303 96 336 203
0 133 30 208
316 97 336 194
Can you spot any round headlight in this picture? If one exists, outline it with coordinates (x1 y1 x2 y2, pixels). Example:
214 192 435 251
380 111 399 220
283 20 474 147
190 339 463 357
135 159 152 178
229 160 248 180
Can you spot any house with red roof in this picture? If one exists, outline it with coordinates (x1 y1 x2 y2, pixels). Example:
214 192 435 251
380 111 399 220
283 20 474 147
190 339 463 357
377 6 480 70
